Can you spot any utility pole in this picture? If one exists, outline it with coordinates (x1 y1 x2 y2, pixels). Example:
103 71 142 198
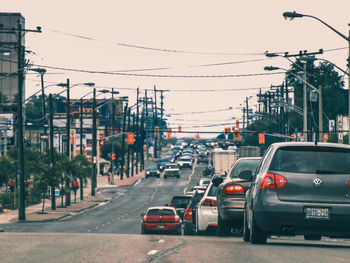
49 94 56 210
120 103 128 180
153 86 158 158
246 97 249 128
65 79 71 158
111 88 116 184
79 97 84 200
135 87 139 175
140 107 145 171
91 88 97 196
145 90 149 161
160 90 164 156
303 62 308 141
126 107 131 178
131 113 135 177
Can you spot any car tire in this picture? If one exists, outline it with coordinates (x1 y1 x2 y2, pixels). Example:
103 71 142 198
164 175 167 179
217 212 231 237
249 211 266 244
141 226 146 234
177 175 180 179
184 227 194 235
243 209 250 242
145 175 148 179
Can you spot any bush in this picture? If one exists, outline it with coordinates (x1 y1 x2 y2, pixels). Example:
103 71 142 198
0 192 16 210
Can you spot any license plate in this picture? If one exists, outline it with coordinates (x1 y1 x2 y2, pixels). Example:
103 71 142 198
305 207 330 220
157 225 165 229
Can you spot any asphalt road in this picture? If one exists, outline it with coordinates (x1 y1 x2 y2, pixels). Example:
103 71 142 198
0 161 203 234
2 161 350 263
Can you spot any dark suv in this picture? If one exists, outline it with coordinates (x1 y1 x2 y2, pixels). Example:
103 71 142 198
169 196 191 219
213 157 261 236
244 142 350 244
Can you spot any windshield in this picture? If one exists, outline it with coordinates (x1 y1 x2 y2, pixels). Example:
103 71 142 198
270 146 350 174
180 158 191 162
229 159 261 178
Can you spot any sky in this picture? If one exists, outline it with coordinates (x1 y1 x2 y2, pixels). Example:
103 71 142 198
2 0 350 138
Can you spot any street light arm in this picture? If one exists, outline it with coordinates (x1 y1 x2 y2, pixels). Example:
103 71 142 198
265 66 320 93
283 11 349 41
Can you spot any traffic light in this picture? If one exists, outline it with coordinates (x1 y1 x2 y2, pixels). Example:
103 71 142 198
258 133 265 144
224 127 231 135
178 126 182 132
233 131 239 141
167 128 172 139
235 120 239 129
111 153 116 160
99 140 104 147
154 126 159 137
127 133 135 145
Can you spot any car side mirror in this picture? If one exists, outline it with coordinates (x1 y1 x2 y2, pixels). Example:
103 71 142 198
212 175 223 187
239 170 253 181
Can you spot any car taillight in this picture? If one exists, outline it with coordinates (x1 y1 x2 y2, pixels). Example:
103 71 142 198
175 215 180 222
143 215 148 222
202 199 216 206
169 202 172 206
184 207 193 220
224 184 244 195
259 173 287 189
348 180 350 189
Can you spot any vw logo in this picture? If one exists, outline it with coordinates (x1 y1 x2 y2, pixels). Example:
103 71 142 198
313 178 323 188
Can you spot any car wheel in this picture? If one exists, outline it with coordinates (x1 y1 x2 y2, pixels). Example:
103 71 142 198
243 209 250 242
145 175 148 179
249 211 266 244
184 226 194 235
164 175 167 179
217 212 231 237
141 226 146 234
177 175 180 179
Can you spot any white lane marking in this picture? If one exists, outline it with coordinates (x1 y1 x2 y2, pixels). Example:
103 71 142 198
147 250 158 255
158 239 164 243
134 178 142 186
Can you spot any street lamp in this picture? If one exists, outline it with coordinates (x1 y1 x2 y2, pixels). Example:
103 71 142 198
265 66 322 141
283 11 350 143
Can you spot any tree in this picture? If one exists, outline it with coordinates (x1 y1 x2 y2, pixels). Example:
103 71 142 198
0 156 15 189
286 60 346 134
72 154 92 201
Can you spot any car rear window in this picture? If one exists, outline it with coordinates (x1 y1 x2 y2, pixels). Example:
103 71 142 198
229 159 261 178
147 209 175 216
171 197 191 207
270 146 350 174
207 185 218 196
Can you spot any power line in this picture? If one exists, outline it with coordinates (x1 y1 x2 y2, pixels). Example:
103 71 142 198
31 63 284 78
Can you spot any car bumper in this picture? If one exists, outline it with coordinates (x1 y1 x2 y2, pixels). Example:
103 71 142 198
197 207 218 231
143 222 181 232
254 194 350 236
219 197 245 221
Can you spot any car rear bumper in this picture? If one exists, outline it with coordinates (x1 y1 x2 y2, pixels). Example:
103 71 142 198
219 198 245 221
254 195 350 236
143 222 181 232
197 207 218 231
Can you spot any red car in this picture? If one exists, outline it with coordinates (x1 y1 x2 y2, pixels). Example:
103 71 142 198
141 206 182 235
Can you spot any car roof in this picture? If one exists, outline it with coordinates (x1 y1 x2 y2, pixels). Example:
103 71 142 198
271 141 350 149
147 206 176 211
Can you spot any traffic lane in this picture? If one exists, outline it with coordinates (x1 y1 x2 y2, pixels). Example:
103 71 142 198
0 167 194 234
1 233 350 263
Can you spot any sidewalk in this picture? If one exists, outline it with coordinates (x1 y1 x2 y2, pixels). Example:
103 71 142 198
0 170 145 226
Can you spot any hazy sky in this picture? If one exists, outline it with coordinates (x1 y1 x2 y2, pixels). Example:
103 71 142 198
2 1 350 138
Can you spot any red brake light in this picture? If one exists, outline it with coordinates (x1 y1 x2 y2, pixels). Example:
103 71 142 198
143 215 148 222
348 181 350 189
184 207 193 220
202 199 217 206
259 173 287 189
169 202 172 206
224 184 244 195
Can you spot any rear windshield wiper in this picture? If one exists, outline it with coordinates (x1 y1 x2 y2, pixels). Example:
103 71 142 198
315 169 348 174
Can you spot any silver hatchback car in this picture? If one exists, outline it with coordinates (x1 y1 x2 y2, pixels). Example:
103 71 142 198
244 142 350 244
